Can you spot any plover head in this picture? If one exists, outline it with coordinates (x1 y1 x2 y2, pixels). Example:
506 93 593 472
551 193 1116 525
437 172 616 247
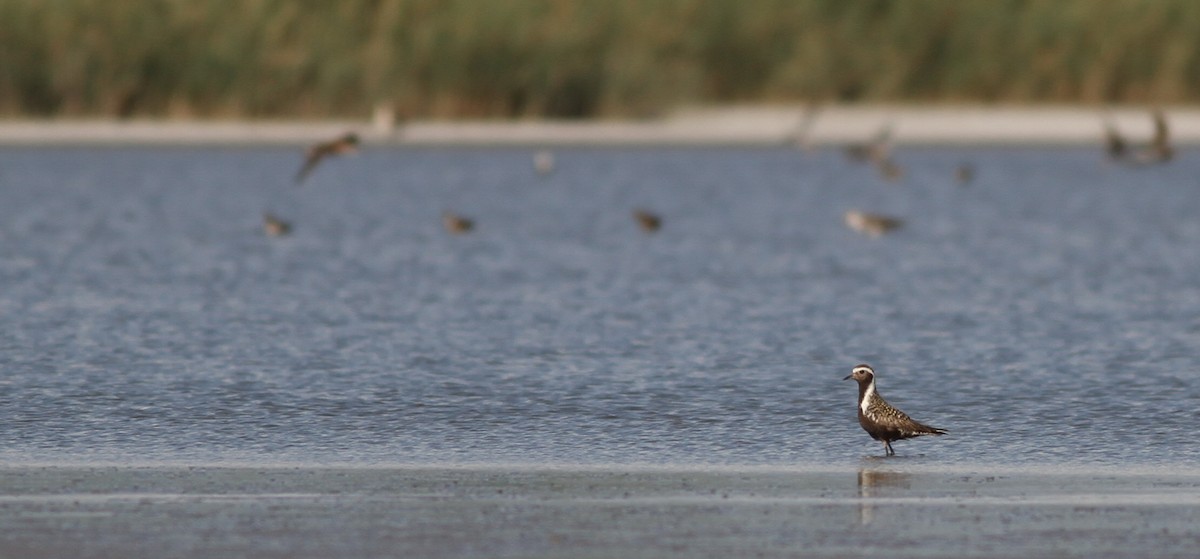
843 364 875 383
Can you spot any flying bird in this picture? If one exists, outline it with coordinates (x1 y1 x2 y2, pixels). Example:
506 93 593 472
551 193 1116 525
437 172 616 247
845 123 903 181
788 105 822 151
844 364 947 456
845 123 894 164
295 132 360 184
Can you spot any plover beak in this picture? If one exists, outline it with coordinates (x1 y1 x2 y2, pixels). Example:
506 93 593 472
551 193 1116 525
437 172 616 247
842 374 852 381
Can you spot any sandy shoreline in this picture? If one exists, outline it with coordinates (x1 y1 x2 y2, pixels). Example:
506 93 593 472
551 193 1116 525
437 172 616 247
4 105 1200 146
1 463 1196 558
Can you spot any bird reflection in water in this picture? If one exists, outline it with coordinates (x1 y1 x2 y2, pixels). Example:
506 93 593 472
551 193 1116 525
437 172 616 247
857 468 911 526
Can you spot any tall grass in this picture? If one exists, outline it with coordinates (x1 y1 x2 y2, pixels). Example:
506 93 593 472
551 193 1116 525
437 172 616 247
2 0 1200 119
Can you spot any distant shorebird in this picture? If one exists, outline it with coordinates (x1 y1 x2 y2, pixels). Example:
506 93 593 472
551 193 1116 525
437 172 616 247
1103 110 1173 165
632 209 662 232
442 211 474 234
955 163 975 186
372 103 400 135
875 157 904 181
844 210 903 238
788 105 821 151
844 364 946 456
845 123 902 180
262 212 292 237
533 150 555 176
845 124 894 163
295 132 360 184
1103 118 1128 160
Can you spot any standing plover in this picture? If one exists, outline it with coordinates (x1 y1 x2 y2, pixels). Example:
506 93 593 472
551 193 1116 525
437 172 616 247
844 210 903 237
295 132 360 184
844 364 946 456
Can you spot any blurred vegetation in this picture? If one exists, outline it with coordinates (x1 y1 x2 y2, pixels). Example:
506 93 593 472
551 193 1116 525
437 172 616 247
2 0 1200 119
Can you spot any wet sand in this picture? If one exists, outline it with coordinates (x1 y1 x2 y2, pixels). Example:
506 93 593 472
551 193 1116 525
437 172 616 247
4 105 1200 145
0 463 1196 558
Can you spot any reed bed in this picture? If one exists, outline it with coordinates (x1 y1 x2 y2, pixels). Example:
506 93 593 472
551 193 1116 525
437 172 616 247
2 0 1199 119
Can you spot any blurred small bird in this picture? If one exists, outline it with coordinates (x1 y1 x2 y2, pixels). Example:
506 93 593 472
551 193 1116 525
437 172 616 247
844 210 903 238
372 103 399 135
633 209 662 233
845 123 894 164
876 157 904 182
1103 110 1173 165
845 123 903 181
295 132 359 184
442 211 474 234
955 163 975 186
262 212 292 237
533 149 555 176
1103 117 1128 161
1143 109 1174 163
788 105 821 151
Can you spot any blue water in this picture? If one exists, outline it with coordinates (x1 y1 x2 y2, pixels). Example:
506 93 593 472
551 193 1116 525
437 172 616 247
1 145 1198 467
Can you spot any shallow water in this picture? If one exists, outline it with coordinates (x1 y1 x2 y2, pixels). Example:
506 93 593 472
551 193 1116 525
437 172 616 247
1 145 1198 467
2 465 1199 559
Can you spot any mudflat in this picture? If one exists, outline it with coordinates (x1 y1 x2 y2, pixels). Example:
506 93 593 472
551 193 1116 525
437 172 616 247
0 463 1196 558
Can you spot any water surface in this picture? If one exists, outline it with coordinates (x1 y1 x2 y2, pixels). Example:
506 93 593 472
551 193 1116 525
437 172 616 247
1 145 1198 467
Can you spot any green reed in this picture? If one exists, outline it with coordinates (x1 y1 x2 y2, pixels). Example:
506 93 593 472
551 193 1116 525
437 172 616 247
2 0 1199 119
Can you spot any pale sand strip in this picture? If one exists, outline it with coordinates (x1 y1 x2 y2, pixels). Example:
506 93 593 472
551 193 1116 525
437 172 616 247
3 105 1200 146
